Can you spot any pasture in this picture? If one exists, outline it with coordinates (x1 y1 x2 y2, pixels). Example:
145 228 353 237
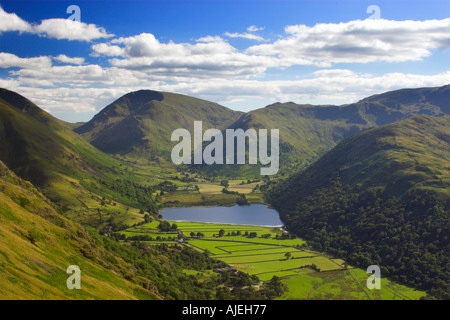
121 220 426 300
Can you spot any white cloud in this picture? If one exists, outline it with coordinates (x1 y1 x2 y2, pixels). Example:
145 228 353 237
53 54 85 65
247 25 264 32
311 69 358 77
90 43 125 57
196 35 224 43
14 86 140 113
0 6 31 32
6 67 448 116
0 53 151 88
153 70 450 107
0 6 113 41
92 33 277 79
35 19 114 41
224 32 266 41
224 25 267 41
0 52 52 69
247 18 450 65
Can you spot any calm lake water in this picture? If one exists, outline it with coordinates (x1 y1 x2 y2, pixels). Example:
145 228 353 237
160 204 284 227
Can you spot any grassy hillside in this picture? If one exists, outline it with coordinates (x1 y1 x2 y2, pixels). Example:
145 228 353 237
0 160 161 299
75 90 244 159
0 88 128 208
267 115 450 298
191 85 450 177
0 88 169 230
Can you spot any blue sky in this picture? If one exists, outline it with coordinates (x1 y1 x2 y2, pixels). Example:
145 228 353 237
0 0 449 122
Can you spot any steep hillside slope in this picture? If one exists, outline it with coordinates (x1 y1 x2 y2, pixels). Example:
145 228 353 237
0 160 160 299
267 115 450 298
0 88 162 225
0 88 126 207
75 90 244 158
192 85 450 177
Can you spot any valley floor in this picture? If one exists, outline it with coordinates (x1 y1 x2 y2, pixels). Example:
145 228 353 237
121 220 426 300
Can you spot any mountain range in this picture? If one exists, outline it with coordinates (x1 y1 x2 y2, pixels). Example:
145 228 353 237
75 85 450 176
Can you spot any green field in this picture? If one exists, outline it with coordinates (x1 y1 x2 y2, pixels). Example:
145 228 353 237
121 220 426 300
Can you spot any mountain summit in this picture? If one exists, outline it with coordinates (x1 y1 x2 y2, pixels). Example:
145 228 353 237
74 90 244 157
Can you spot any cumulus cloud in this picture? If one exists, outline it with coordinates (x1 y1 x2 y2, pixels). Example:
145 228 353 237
35 19 113 41
15 86 143 113
90 43 125 57
224 32 266 41
89 18 450 82
0 6 31 32
53 54 85 65
0 52 52 69
5 63 449 114
0 6 113 41
149 69 450 107
91 33 277 79
247 18 450 65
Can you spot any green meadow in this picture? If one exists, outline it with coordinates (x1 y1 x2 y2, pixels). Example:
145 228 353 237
122 220 426 300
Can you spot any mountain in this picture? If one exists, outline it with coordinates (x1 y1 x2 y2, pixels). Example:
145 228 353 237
0 88 128 209
74 90 244 158
267 115 450 298
73 85 449 177
0 160 161 299
221 84 450 176
0 88 164 228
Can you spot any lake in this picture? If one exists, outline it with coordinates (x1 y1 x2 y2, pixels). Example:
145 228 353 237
160 204 283 227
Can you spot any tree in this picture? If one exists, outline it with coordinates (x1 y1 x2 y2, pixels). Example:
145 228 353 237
220 180 229 188
284 252 292 260
218 229 225 237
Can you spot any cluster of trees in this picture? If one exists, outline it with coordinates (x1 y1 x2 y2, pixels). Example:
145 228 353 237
236 194 249 206
216 229 257 238
299 264 321 272
189 232 205 238
94 231 286 300
220 180 229 188
252 177 275 193
101 178 160 214
89 233 218 299
123 234 178 242
173 173 198 183
221 188 249 206
158 221 178 232
157 180 178 192
269 178 450 299
240 178 260 185
215 272 286 300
